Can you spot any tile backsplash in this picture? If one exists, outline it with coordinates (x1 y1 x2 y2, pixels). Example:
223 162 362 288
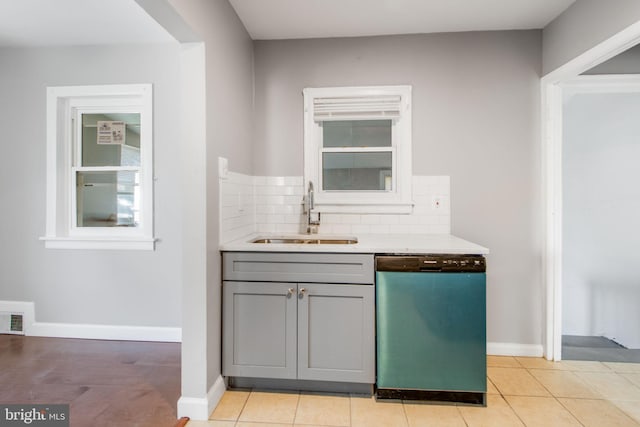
220 173 450 243
219 172 255 243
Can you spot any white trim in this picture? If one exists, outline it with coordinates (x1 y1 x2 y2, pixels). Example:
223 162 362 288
562 74 640 96
543 21 640 85
0 301 35 335
176 397 208 421
0 300 177 341
207 376 226 419
40 236 156 250
542 22 640 361
177 375 226 420
487 342 544 358
542 82 564 362
29 322 181 342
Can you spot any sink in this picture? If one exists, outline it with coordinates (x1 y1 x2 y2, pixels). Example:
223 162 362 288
251 236 358 245
251 238 307 244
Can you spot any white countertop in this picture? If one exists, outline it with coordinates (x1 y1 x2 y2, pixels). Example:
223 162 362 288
220 233 489 255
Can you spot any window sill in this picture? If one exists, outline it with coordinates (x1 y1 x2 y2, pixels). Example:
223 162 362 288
40 236 156 251
314 203 413 214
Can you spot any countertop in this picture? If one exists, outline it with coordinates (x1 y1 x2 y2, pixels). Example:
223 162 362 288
219 233 489 255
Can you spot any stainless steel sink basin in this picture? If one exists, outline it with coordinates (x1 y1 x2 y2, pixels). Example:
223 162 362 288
251 236 358 244
251 238 307 244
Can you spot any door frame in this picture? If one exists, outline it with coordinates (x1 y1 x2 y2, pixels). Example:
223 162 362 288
542 22 640 361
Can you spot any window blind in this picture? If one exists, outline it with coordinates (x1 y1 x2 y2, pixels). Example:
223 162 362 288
313 95 402 121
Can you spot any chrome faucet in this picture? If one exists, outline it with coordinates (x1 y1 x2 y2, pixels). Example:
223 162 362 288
307 181 315 211
305 182 320 234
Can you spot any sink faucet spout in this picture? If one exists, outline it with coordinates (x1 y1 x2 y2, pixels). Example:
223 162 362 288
305 182 320 234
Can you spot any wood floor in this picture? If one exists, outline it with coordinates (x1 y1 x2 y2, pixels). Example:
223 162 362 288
0 335 181 427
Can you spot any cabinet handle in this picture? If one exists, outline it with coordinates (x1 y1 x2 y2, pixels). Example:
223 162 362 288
298 288 307 298
287 288 295 298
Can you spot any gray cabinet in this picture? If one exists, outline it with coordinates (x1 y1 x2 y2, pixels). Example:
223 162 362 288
222 281 297 379
222 252 375 384
297 283 374 383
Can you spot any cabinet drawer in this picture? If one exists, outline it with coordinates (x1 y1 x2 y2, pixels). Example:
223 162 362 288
223 252 374 284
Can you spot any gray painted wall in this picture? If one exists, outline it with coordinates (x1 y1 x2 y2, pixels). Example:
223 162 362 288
543 0 640 76
583 44 640 75
562 92 640 349
253 31 543 346
166 0 254 402
0 44 182 326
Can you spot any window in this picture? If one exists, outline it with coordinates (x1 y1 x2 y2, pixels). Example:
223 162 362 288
42 84 155 250
303 86 412 213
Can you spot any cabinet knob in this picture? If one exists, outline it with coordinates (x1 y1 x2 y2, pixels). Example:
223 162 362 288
287 288 295 298
298 288 307 298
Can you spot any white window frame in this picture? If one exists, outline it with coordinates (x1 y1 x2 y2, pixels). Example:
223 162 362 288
303 85 413 213
41 84 155 250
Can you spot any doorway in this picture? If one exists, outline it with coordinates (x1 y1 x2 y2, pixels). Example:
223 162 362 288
542 31 640 361
560 76 640 362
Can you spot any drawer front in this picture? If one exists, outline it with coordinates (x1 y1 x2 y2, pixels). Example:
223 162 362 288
223 252 374 284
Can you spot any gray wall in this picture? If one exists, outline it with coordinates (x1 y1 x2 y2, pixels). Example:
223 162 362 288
563 92 640 349
166 0 254 403
168 0 255 174
543 0 640 76
253 31 543 347
0 44 182 327
583 44 640 75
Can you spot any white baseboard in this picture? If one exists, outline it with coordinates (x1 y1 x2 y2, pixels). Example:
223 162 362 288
207 376 227 417
488 342 544 357
0 300 180 342
177 396 209 421
29 322 181 342
178 375 226 420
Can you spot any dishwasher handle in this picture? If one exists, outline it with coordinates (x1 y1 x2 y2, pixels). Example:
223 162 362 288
419 266 443 272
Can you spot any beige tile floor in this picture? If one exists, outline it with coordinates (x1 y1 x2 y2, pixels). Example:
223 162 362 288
187 357 640 427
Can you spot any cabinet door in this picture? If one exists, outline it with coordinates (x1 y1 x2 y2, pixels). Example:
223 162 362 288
297 283 375 383
223 281 297 379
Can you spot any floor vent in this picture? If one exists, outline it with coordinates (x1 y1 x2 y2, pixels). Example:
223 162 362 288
0 312 24 335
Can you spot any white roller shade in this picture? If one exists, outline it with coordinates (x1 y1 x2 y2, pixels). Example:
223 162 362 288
313 95 402 121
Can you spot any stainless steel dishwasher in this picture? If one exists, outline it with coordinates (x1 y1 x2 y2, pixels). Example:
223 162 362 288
375 254 486 405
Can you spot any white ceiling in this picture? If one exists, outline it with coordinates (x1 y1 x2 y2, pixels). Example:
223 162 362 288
0 0 174 47
0 0 575 47
229 0 576 40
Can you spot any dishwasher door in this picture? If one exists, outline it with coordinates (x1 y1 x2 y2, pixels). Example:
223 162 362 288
376 269 486 401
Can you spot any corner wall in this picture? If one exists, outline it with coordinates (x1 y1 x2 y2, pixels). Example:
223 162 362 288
164 0 255 419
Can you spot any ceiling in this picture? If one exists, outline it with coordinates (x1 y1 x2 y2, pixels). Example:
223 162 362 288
0 0 174 47
229 0 576 40
0 0 575 47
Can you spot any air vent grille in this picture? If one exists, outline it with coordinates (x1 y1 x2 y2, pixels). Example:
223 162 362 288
0 312 24 335
11 314 23 332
